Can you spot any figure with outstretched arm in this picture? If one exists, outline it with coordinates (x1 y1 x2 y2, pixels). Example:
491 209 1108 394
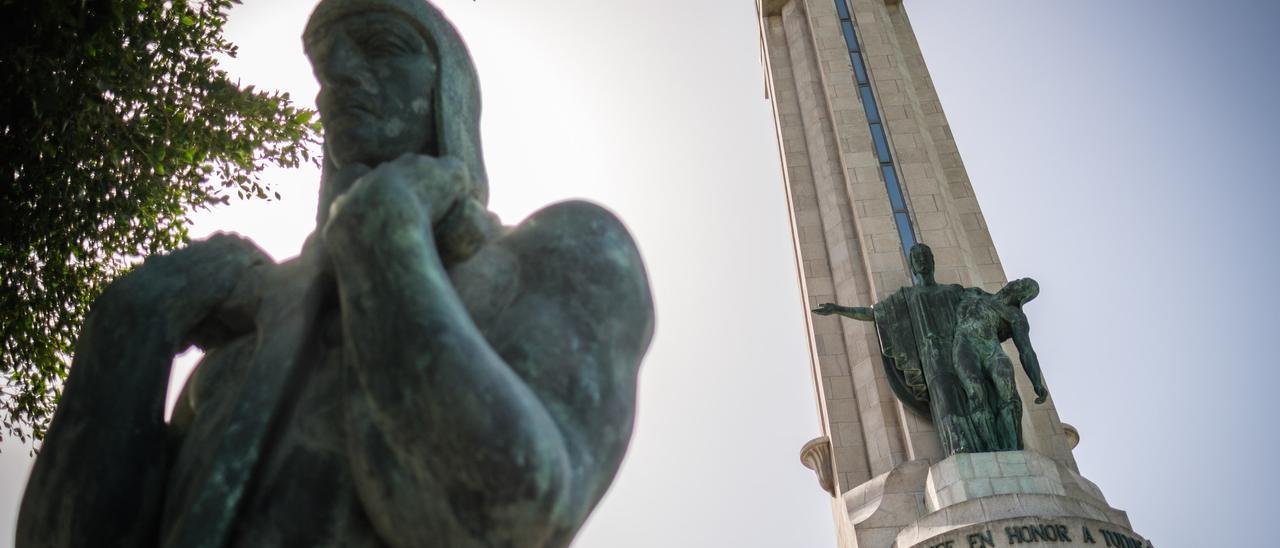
808 243 989 455
805 243 1052 456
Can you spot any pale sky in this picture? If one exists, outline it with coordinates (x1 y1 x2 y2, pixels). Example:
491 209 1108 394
3 0 1278 546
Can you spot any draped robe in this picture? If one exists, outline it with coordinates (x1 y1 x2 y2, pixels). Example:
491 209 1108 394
873 282 982 456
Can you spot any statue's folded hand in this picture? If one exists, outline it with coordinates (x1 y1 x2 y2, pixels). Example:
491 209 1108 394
394 153 472 226
329 153 470 231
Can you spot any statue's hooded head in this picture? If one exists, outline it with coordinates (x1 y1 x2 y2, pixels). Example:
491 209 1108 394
304 0 487 223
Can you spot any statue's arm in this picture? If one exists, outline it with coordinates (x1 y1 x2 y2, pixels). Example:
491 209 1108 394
325 164 651 544
813 303 874 321
1009 310 1048 403
17 274 177 547
494 201 654 540
16 235 266 547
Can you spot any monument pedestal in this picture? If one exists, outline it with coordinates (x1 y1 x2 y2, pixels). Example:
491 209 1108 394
839 451 1151 548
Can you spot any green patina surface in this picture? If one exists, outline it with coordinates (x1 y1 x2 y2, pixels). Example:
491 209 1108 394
18 1 655 546
813 244 1047 456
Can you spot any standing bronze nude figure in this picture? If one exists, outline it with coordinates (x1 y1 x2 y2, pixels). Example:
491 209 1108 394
812 243 1047 456
952 278 1047 451
18 1 654 546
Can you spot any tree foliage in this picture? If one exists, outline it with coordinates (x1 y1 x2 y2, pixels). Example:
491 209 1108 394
0 0 320 443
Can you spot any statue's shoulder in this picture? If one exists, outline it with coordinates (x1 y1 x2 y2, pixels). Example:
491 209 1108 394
506 199 637 243
497 199 653 337
504 200 648 284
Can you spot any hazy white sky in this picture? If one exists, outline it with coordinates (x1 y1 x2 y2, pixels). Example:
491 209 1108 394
3 0 1278 546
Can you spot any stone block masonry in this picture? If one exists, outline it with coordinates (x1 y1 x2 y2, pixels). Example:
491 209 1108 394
758 0 1146 546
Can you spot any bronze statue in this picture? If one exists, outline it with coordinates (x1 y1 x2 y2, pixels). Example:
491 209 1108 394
952 278 1046 451
18 1 654 546
812 243 1046 456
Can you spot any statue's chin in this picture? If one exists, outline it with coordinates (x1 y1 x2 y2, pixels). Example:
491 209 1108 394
325 131 432 171
325 134 385 169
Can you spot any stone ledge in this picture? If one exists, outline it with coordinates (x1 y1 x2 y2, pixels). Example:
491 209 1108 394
845 459 930 529
925 451 1066 511
838 451 1135 548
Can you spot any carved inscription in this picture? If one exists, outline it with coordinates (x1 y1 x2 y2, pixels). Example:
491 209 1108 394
1002 524 1072 544
922 521 1152 548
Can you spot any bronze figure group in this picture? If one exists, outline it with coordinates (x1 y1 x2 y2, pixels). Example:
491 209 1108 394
813 244 1046 455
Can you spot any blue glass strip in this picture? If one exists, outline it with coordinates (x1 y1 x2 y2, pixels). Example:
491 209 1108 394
870 123 891 162
835 0 850 19
894 212 917 248
859 86 879 122
841 20 857 48
832 0 919 271
851 54 868 84
882 166 905 210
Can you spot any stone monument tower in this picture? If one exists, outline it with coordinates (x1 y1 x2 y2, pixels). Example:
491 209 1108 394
756 1 1151 546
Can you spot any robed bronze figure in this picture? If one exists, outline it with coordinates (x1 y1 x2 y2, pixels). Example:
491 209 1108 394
813 243 1047 456
18 1 654 546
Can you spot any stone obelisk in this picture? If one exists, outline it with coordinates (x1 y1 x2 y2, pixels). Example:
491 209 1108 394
757 1 1151 546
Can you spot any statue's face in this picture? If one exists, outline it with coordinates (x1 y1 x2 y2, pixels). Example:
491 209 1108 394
908 244 934 276
308 12 437 168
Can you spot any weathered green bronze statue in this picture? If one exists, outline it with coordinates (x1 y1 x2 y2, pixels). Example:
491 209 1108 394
812 243 1046 455
18 1 654 546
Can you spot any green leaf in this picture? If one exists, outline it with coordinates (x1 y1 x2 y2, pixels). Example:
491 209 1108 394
0 0 320 442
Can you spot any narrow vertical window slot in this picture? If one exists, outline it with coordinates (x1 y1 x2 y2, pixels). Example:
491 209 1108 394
833 0 918 265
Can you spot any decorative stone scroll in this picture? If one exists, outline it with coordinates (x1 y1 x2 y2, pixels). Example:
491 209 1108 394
800 436 837 496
